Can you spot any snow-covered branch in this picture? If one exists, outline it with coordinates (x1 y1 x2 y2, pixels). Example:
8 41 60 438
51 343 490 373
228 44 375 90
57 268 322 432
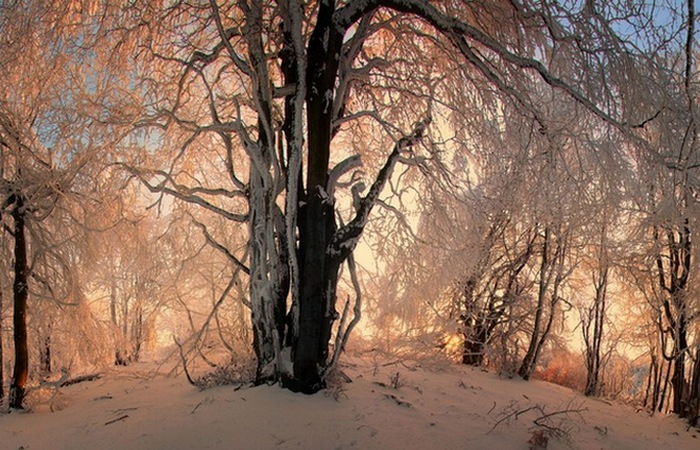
192 219 250 275
328 116 431 261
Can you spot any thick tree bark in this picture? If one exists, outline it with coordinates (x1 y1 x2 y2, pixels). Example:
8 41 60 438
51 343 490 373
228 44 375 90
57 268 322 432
279 0 305 351
287 0 345 393
294 193 337 392
249 165 282 383
240 0 289 385
9 194 28 409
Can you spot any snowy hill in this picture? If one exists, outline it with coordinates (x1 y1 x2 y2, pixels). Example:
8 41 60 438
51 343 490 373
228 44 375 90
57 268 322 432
1 356 697 450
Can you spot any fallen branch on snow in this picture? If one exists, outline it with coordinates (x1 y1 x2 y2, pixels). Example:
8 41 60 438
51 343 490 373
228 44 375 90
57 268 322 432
60 373 102 387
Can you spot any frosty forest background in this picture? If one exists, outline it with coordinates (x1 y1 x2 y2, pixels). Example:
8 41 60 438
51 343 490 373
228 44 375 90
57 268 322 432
1 0 700 431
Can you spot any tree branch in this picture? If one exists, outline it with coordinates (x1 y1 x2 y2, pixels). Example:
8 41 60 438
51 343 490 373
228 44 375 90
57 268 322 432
192 220 250 275
327 116 430 261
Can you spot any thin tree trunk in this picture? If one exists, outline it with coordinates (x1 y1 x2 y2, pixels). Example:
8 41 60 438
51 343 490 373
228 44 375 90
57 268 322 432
518 226 553 380
672 342 687 416
672 303 689 416
643 354 656 409
0 284 4 402
584 261 608 397
659 359 673 413
40 334 51 376
462 321 487 366
652 357 664 413
688 346 700 426
132 308 142 362
110 281 128 366
9 195 28 409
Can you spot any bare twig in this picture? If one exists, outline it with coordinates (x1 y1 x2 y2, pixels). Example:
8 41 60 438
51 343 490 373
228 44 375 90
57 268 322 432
488 404 540 434
488 400 587 437
104 414 129 425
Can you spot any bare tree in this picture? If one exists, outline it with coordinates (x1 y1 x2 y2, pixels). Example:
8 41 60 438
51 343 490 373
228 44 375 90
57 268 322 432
0 0 109 408
115 0 646 392
457 216 536 368
624 0 700 418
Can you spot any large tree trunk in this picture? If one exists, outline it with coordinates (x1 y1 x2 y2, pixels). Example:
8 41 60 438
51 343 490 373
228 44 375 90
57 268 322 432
243 1 288 386
249 162 284 384
207 0 426 394
9 194 29 409
293 193 337 392
287 0 344 393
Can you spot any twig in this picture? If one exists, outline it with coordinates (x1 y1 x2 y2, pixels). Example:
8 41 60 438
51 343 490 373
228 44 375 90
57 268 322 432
487 401 497 415
191 401 204 414
105 414 129 425
533 407 588 427
383 394 412 408
111 407 138 414
488 405 540 434
531 406 588 438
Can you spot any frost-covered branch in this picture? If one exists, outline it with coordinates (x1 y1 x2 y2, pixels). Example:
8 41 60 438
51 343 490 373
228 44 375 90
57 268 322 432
192 220 250 275
327 154 362 199
385 0 625 124
325 251 363 376
328 116 431 261
119 164 248 223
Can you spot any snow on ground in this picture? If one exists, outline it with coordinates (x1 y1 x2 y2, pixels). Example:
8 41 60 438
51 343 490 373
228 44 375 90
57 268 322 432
1 354 698 450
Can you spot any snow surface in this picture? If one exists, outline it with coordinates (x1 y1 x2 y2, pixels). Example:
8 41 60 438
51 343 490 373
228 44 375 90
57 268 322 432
1 355 698 450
